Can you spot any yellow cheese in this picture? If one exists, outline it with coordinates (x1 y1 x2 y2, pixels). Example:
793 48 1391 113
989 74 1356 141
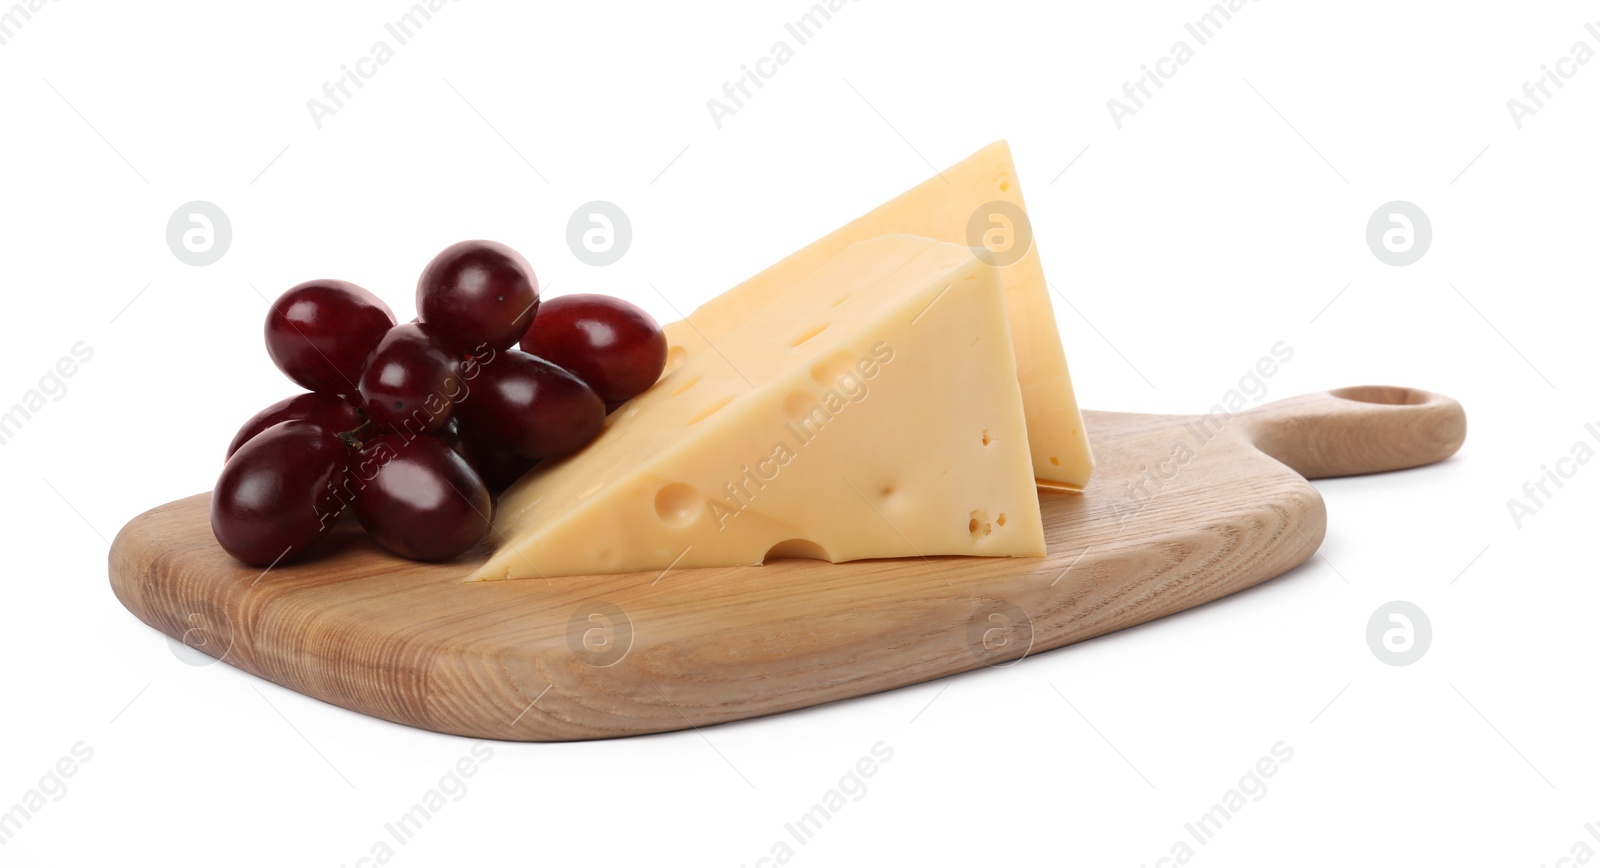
471 235 1044 581
663 140 1093 490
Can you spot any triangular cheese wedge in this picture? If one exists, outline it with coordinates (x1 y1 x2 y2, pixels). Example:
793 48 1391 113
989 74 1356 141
663 140 1093 490
471 235 1045 581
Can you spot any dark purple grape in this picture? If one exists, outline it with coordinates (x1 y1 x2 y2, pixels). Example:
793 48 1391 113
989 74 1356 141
416 240 539 352
350 433 490 561
227 392 365 459
432 417 534 492
463 437 539 492
357 323 461 434
520 293 666 403
430 415 466 451
211 420 350 566
265 280 395 393
438 421 539 492
457 350 604 459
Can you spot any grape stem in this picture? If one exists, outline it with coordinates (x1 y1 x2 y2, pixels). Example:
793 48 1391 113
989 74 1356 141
337 419 374 451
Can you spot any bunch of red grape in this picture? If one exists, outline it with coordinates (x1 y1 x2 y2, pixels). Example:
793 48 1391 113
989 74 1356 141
211 240 667 567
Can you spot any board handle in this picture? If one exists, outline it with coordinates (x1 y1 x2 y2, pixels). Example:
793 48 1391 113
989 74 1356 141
1239 386 1466 480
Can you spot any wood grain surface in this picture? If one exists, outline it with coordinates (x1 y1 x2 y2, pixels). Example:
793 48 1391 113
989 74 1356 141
109 386 1465 741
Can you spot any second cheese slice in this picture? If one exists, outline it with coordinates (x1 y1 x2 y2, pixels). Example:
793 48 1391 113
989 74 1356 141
663 140 1094 490
470 235 1045 581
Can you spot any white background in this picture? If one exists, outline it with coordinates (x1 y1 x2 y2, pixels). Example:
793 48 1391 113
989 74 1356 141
1 0 1595 865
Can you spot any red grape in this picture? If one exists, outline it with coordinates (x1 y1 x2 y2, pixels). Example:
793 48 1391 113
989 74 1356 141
266 280 395 393
211 420 350 566
227 392 365 459
430 415 466 450
520 294 666 403
222 241 658 566
358 323 461 434
350 433 491 561
417 240 539 352
457 350 604 459
435 418 538 492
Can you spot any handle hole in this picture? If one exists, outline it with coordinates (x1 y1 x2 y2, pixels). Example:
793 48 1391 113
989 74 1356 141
1331 385 1431 406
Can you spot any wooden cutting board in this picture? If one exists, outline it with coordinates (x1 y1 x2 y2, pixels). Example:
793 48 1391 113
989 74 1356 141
110 385 1465 741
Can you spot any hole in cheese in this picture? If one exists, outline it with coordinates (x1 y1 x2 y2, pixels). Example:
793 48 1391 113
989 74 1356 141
687 395 735 425
968 509 992 540
664 345 688 373
981 429 993 446
809 350 855 388
653 483 700 526
997 513 1007 527
670 374 702 396
763 538 831 563
782 390 817 420
790 322 829 347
